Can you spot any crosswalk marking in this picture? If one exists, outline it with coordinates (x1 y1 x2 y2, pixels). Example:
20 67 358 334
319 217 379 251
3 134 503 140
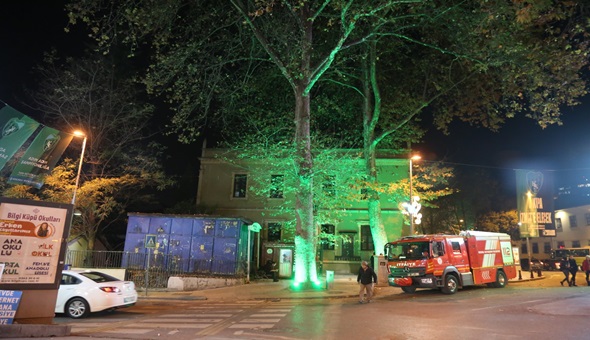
67 300 295 338
125 323 213 329
140 318 224 323
228 324 275 329
103 329 152 334
250 313 286 317
241 318 281 323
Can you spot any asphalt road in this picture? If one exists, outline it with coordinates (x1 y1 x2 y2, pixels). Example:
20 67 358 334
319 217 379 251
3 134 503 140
49 271 590 340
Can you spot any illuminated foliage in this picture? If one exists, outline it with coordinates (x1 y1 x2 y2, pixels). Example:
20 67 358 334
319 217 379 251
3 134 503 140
66 0 590 286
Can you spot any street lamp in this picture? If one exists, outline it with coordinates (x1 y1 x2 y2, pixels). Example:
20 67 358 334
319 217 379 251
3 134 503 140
71 130 87 206
409 154 421 235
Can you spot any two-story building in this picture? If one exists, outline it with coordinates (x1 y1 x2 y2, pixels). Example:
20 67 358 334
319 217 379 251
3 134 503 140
196 147 409 276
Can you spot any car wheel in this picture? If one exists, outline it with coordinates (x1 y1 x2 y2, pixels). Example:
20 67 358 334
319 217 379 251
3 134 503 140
401 286 416 293
65 297 89 318
494 270 508 288
441 274 458 294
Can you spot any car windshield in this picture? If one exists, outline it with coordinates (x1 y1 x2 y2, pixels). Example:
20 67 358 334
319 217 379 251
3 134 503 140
79 271 120 283
386 242 430 260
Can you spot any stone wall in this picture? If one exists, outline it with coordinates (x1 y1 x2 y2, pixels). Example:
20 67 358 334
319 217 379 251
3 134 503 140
167 276 244 291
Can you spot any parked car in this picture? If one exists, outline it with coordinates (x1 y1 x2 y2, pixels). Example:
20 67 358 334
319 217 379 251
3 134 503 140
56 270 138 318
520 258 544 271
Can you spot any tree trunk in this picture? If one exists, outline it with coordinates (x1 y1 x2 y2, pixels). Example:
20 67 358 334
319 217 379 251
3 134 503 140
293 83 318 287
362 42 389 254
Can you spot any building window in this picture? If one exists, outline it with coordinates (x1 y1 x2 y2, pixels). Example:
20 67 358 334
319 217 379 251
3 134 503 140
323 175 336 197
360 225 374 251
570 215 578 228
521 244 527 254
267 222 282 242
556 218 562 231
557 241 565 248
321 224 335 250
532 243 539 254
232 174 248 198
573 240 581 248
586 213 590 225
544 242 551 254
269 175 284 199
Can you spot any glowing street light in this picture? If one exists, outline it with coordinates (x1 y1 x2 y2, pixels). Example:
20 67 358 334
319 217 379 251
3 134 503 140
71 130 87 206
409 154 421 235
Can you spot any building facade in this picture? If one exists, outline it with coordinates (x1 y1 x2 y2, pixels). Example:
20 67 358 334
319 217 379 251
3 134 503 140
196 148 409 275
522 205 590 261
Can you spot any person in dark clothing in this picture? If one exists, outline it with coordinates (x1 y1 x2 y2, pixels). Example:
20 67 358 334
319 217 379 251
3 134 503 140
582 255 590 286
568 255 578 286
369 252 375 269
559 257 570 286
357 260 377 303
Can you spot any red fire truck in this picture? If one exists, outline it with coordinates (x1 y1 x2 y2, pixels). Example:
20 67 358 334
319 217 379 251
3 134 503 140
384 230 517 294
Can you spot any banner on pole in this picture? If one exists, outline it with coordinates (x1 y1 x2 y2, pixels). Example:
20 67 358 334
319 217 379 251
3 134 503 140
0 106 40 171
7 126 74 189
516 169 555 238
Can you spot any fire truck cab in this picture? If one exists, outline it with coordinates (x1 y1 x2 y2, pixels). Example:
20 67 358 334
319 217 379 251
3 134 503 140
385 230 516 294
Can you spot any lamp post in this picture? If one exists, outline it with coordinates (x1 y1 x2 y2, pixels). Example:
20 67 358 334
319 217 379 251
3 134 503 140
71 130 87 206
409 154 421 235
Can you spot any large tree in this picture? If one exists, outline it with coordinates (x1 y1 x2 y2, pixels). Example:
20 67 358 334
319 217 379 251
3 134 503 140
6 51 173 251
66 0 590 285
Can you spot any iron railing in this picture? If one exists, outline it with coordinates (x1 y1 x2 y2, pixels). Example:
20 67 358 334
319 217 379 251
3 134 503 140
65 250 247 288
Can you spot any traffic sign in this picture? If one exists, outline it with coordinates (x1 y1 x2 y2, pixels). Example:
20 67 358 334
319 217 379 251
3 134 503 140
145 234 157 248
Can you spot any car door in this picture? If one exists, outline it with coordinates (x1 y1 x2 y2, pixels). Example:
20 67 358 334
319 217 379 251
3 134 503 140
55 273 81 312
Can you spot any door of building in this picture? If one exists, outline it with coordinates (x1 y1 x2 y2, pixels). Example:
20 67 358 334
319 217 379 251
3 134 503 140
278 248 293 278
341 232 355 258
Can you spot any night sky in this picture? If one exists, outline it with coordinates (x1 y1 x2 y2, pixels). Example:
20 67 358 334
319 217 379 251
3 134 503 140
2 1 590 192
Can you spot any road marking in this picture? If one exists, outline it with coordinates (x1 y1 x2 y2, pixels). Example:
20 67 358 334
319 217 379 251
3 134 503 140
103 329 152 334
125 323 213 329
251 313 286 317
228 324 275 329
471 299 545 311
241 318 281 323
140 318 224 323
155 313 230 317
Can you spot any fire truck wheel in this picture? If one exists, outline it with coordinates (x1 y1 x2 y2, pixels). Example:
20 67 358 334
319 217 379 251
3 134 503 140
494 271 507 288
441 274 459 294
401 286 416 293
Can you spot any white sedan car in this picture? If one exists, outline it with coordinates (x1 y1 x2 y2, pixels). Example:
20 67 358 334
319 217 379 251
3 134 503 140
56 270 138 318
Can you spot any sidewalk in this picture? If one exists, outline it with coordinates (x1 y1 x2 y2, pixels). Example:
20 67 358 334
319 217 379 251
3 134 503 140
138 274 380 301
138 271 542 302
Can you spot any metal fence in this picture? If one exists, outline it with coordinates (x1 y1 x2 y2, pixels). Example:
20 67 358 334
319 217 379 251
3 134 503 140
65 250 247 288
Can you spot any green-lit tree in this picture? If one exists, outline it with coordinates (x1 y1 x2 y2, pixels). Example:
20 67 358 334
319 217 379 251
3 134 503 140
66 0 589 286
325 0 588 250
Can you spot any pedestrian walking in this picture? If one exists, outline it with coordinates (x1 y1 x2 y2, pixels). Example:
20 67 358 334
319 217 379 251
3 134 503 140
582 255 590 286
568 255 578 286
559 256 570 286
357 260 377 303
